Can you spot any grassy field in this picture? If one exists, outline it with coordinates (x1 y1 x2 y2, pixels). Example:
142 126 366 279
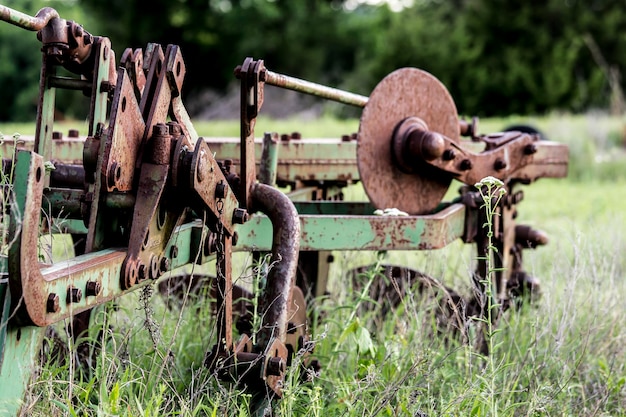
2 114 626 416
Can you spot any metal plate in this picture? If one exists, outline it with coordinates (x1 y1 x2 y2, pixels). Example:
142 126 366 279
357 68 460 215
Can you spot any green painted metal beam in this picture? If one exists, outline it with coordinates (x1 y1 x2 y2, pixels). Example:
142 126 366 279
235 203 466 252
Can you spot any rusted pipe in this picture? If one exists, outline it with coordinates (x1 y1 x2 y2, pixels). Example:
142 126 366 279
0 6 59 31
262 69 369 108
249 183 300 347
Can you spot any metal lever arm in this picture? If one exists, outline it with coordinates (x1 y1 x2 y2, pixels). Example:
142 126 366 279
0 6 59 31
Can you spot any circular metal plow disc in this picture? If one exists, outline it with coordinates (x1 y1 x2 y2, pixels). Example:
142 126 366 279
357 68 460 215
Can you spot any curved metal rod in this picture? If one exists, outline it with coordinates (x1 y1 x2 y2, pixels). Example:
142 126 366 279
0 6 59 31
249 183 301 346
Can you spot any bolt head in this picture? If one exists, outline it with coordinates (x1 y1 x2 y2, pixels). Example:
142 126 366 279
524 143 538 155
47 293 60 313
86 281 102 297
67 287 82 304
442 149 456 161
460 159 473 170
233 208 249 224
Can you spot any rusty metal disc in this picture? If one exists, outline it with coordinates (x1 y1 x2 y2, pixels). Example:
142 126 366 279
357 68 460 215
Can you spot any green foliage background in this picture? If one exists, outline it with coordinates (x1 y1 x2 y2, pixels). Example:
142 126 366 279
1 0 626 119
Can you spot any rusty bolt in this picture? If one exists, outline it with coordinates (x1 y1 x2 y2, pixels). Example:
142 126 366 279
86 281 101 297
259 69 267 82
459 159 473 170
280 134 290 142
47 293 60 313
351 133 358 141
160 257 170 273
341 134 351 142
494 159 507 171
167 121 182 136
232 231 239 246
233 208 249 224
442 149 456 161
153 123 169 137
67 287 82 304
170 245 179 259
524 143 538 155
68 129 79 138
215 181 227 199
291 132 301 140
266 357 285 376
52 131 62 140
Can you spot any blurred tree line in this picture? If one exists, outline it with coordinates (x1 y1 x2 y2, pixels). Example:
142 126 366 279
1 0 625 121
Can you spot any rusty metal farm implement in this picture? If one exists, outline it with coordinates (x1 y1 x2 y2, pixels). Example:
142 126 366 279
0 5 568 415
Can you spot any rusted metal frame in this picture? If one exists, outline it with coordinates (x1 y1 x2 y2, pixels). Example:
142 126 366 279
120 48 146 102
6 152 201 326
238 58 265 209
186 139 241 237
397 125 569 185
213 234 234 356
103 66 146 192
3 137 360 185
121 162 184 289
235 203 465 252
259 133 279 186
205 137 359 185
87 37 113 137
0 6 59 31
33 54 56 170
82 38 114 252
139 44 165 124
166 45 199 144
140 45 187 150
291 201 375 215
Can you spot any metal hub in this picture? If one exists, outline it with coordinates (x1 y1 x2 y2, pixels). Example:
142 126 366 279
357 68 460 215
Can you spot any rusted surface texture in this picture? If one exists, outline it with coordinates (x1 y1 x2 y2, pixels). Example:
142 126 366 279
249 183 300 347
263 68 369 108
0 6 59 31
358 68 460 215
238 58 265 209
214 235 234 353
186 139 239 236
104 67 145 192
411 131 569 185
7 151 46 325
205 137 359 184
236 203 466 252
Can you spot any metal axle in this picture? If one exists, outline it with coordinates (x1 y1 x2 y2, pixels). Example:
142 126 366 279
255 68 369 108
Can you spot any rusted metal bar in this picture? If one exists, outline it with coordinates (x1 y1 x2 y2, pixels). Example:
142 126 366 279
259 132 279 186
249 183 300 347
236 203 466 252
262 69 369 108
0 6 59 31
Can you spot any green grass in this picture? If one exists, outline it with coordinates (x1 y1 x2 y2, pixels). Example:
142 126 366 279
3 114 626 415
